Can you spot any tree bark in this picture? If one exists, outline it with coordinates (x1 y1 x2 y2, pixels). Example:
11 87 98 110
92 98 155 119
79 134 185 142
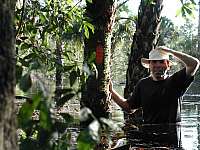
198 0 200 52
0 0 18 149
81 0 116 119
55 40 62 103
124 0 163 123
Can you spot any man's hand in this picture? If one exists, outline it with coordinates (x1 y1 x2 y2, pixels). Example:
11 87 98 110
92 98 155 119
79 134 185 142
109 80 113 93
156 45 199 76
156 46 173 56
157 46 171 51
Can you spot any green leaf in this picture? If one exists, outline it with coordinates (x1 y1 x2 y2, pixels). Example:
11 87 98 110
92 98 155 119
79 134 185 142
56 93 75 107
23 53 37 60
184 3 195 18
175 8 182 17
16 65 23 83
19 58 30 67
88 52 96 64
69 70 77 86
63 65 75 72
39 101 52 130
21 43 32 50
84 21 94 33
18 94 41 127
84 25 89 39
18 103 34 127
190 0 196 4
77 130 96 150
39 13 46 24
19 73 32 92
86 0 93 3
60 113 74 123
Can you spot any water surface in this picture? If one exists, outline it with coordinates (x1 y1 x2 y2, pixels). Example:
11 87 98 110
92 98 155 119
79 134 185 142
110 95 200 150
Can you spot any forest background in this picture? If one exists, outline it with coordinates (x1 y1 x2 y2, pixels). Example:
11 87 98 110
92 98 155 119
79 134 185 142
0 0 199 149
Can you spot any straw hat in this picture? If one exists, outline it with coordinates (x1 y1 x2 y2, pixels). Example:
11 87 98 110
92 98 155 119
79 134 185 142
141 49 174 68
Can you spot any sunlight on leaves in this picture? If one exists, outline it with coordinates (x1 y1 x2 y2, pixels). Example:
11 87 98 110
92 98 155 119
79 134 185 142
80 107 93 122
89 120 100 141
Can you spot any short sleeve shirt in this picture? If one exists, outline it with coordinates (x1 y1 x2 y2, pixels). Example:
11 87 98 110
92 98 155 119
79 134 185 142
127 68 194 124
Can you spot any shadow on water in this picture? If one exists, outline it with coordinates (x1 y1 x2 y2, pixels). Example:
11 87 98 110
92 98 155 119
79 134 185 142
107 95 200 150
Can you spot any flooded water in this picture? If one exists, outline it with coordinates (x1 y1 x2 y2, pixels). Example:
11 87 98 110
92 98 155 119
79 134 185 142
68 95 200 150
179 96 200 150
109 95 200 150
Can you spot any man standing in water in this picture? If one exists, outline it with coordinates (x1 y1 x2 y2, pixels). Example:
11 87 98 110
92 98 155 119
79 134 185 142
110 46 200 124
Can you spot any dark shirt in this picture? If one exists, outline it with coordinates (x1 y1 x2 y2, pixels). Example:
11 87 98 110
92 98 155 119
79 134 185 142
127 68 194 124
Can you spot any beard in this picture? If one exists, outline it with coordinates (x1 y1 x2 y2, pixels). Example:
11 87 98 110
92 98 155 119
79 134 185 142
152 68 167 80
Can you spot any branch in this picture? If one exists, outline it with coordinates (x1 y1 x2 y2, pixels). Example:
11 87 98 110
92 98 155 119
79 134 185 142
117 0 130 10
69 0 82 13
115 17 137 23
15 0 26 37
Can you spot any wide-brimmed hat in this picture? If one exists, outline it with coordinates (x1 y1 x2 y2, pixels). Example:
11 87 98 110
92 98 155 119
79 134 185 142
141 49 174 68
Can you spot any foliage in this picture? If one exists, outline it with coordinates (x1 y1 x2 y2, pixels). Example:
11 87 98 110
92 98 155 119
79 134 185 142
14 0 200 149
176 0 197 18
15 0 95 149
111 2 136 90
15 0 122 149
158 16 179 46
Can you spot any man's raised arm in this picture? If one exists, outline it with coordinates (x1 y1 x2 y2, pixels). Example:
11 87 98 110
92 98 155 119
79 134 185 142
158 46 200 76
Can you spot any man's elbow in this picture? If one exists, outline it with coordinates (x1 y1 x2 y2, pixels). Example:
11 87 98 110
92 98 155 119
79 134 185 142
196 58 200 69
187 58 200 76
193 58 200 72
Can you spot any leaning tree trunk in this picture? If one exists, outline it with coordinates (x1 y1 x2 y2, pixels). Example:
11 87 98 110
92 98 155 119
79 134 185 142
123 0 163 123
124 0 163 98
0 1 18 150
81 0 116 119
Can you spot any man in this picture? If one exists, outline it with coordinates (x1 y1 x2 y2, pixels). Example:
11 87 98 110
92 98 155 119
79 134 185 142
110 46 200 124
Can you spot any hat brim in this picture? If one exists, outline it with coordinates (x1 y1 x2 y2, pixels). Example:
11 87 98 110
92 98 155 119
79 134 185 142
141 58 175 68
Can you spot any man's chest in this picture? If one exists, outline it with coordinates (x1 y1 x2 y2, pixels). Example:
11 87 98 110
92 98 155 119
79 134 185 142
140 82 173 107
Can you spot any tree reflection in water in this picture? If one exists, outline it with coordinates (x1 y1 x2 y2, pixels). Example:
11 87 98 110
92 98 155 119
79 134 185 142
125 124 181 149
109 96 200 149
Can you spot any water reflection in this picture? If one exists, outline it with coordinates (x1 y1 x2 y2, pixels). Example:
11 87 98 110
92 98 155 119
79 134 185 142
180 99 200 150
109 96 200 150
126 124 180 149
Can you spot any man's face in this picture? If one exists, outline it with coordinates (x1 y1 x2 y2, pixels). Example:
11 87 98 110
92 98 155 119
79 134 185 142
149 59 170 80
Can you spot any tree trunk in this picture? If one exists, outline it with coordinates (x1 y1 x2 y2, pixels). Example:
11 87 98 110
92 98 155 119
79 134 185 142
55 41 62 103
198 0 200 52
124 0 163 123
124 0 163 98
81 0 116 119
0 1 18 150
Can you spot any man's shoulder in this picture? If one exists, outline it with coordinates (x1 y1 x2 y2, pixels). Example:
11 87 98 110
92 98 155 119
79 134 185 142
140 76 151 81
137 76 152 85
169 67 188 80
